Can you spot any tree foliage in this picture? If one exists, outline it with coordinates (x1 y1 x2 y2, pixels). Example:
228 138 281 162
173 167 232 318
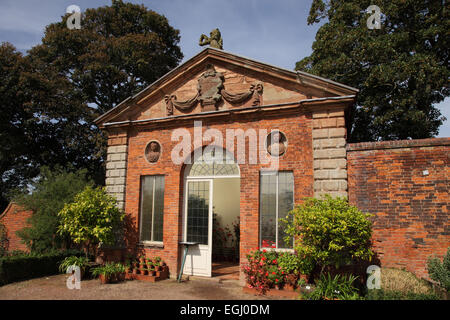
0 43 34 211
0 0 183 211
32 0 183 115
57 186 124 257
13 167 93 253
282 196 374 271
296 0 449 142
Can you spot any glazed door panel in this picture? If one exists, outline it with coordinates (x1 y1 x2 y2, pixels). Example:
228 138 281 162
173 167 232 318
183 179 213 277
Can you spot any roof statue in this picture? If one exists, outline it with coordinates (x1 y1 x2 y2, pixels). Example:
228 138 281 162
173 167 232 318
199 28 223 50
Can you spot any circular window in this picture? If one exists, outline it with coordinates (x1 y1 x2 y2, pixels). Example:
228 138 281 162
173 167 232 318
266 131 287 157
145 140 162 163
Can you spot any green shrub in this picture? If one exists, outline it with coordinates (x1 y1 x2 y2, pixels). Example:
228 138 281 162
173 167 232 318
282 195 373 271
304 273 361 300
58 256 90 273
91 262 125 277
366 289 440 300
57 186 124 257
278 251 314 276
427 247 450 291
0 249 84 286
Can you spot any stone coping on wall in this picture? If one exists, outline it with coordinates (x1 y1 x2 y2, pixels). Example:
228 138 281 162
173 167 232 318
347 137 450 152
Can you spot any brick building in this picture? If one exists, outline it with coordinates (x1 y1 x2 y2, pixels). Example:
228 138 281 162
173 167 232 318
0 203 32 252
94 48 448 280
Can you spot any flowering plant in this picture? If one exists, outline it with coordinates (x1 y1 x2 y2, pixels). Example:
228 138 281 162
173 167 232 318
242 249 286 294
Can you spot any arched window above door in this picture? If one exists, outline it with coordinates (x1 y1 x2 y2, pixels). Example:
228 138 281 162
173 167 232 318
185 147 240 178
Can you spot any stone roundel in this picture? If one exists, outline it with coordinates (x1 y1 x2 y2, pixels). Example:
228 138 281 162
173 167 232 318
145 140 162 163
266 130 287 157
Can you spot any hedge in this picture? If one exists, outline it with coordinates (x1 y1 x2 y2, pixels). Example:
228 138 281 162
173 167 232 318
0 249 84 286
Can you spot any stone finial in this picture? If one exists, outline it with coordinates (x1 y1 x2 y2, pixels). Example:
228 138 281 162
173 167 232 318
199 28 223 50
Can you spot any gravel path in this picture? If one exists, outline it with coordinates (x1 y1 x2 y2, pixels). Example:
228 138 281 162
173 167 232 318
0 274 288 300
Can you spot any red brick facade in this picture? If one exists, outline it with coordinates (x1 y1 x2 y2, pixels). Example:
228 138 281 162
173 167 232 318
124 111 315 276
0 203 32 252
347 138 450 279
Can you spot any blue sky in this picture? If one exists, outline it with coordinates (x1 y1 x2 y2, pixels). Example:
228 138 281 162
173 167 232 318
0 0 448 137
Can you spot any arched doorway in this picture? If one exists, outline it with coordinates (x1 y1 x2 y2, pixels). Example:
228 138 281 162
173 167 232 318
182 147 240 277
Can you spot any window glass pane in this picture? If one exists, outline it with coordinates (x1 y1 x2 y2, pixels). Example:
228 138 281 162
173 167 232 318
140 176 154 242
186 181 209 245
189 162 214 176
277 172 294 249
260 174 277 248
153 176 165 242
187 148 239 177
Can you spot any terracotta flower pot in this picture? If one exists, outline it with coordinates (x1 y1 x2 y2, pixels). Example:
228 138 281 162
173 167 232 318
99 274 110 284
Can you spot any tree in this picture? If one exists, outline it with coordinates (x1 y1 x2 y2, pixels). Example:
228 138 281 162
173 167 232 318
0 43 34 212
30 0 183 115
0 1 183 210
13 167 93 253
296 0 449 142
57 186 125 257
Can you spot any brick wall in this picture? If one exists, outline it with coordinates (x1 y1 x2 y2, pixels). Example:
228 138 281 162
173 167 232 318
123 110 314 278
347 138 450 279
0 203 32 252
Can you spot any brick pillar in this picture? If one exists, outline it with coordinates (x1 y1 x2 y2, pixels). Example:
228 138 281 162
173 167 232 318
312 107 348 198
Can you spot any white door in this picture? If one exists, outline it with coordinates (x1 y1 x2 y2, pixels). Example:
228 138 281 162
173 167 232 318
183 179 213 277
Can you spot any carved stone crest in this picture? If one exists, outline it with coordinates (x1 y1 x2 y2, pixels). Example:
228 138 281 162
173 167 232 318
197 64 224 111
266 131 287 157
164 64 264 116
145 141 161 163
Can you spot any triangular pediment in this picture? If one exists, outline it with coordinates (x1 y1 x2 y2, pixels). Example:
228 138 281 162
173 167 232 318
95 48 358 127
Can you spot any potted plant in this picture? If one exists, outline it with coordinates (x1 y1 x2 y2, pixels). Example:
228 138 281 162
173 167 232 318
114 263 126 282
146 258 153 269
153 256 162 271
91 263 115 284
59 256 90 280
133 259 140 274
124 260 133 274
91 262 126 284
148 263 156 276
